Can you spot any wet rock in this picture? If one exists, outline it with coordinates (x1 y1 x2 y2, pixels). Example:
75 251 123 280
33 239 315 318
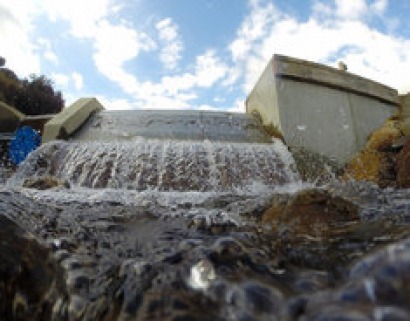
261 188 359 237
3 183 410 320
367 119 402 152
303 304 372 321
289 146 341 183
343 118 402 187
22 175 70 190
396 139 410 188
0 214 65 320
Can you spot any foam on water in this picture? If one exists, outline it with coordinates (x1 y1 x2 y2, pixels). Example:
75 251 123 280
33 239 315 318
8 138 300 193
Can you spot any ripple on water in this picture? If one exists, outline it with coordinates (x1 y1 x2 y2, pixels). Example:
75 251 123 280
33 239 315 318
2 179 410 320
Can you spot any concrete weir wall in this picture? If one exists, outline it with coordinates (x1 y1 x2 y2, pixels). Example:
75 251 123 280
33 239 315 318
72 109 272 143
246 54 400 165
400 93 410 136
42 98 104 143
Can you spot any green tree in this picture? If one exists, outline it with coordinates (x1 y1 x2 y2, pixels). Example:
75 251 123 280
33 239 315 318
0 67 19 105
0 58 64 115
13 74 64 115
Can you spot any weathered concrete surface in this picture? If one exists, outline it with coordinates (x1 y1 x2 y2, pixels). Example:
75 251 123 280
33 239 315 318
0 102 25 133
42 98 104 143
400 93 410 136
246 54 399 165
400 93 410 116
72 110 272 143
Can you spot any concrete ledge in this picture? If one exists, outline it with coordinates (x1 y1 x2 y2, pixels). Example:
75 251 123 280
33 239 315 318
42 98 104 143
246 54 399 165
71 110 272 143
273 54 399 105
0 102 26 133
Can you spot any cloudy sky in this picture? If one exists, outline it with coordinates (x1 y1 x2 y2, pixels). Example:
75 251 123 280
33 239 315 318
1 0 409 111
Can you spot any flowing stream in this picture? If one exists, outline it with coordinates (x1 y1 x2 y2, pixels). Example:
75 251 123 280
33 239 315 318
2 111 410 320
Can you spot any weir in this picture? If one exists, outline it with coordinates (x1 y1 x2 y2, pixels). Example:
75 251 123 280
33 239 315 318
246 54 400 165
9 139 298 191
8 100 301 192
3 56 410 321
72 109 273 143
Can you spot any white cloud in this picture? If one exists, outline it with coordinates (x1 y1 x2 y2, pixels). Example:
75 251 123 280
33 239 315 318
229 1 279 63
156 18 183 70
2 0 408 113
195 50 228 87
335 0 368 20
96 96 135 110
43 51 59 65
51 71 84 92
0 2 41 76
229 0 410 94
37 38 59 65
41 0 111 38
96 49 228 110
72 72 83 90
372 0 388 14
51 73 69 87
226 99 246 113
92 20 155 94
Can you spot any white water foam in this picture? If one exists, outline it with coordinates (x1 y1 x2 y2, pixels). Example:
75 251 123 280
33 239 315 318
8 138 300 193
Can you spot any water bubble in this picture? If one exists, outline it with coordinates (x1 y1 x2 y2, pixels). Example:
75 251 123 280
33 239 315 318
188 259 216 291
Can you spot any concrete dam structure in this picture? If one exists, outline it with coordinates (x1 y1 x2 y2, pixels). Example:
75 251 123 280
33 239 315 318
12 97 300 192
2 54 403 169
246 54 400 165
40 98 272 144
4 56 410 321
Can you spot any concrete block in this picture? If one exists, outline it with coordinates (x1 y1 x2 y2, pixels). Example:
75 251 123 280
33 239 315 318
0 102 26 133
246 55 399 165
42 98 104 143
72 110 272 143
400 93 410 117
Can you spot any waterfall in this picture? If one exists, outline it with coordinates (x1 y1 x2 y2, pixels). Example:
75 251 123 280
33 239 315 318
8 138 300 192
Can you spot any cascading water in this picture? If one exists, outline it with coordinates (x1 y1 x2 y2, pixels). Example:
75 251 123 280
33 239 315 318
8 138 299 192
2 111 410 321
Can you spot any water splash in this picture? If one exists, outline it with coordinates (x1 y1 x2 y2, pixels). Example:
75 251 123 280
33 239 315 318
188 259 216 290
8 138 300 192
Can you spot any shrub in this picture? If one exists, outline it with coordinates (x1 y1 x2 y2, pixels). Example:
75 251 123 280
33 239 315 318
0 59 64 115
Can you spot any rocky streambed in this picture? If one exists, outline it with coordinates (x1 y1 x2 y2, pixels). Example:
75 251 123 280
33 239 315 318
2 179 410 321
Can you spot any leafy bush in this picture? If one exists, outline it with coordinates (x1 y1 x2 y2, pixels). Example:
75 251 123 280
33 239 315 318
0 57 64 115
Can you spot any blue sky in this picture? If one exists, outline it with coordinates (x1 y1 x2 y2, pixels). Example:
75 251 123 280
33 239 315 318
1 0 409 111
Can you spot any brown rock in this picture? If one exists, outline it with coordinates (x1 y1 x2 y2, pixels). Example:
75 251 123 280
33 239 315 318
23 176 70 190
262 188 359 238
366 119 402 151
343 118 402 187
343 150 382 184
396 139 410 188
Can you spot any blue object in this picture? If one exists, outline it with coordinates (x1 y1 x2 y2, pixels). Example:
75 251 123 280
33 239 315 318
8 126 41 165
